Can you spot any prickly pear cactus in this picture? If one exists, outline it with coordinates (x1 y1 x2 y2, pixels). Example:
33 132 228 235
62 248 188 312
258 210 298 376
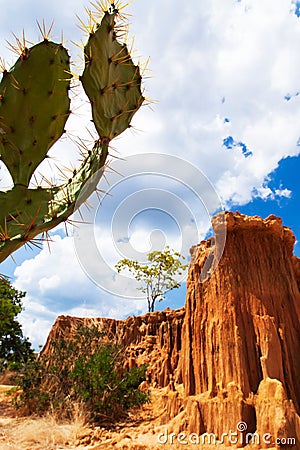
0 1 144 263
81 10 144 140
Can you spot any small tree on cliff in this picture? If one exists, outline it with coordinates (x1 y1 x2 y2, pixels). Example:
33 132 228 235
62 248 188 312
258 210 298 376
115 247 188 313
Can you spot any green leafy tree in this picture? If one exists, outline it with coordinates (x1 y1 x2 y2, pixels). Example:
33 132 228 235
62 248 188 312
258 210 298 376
0 277 34 371
115 247 188 313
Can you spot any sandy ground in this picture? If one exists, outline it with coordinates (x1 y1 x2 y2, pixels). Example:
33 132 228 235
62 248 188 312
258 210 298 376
0 384 167 450
0 385 277 450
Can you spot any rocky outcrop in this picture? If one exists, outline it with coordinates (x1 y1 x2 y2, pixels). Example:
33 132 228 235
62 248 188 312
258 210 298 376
178 212 300 446
41 308 184 388
42 212 300 448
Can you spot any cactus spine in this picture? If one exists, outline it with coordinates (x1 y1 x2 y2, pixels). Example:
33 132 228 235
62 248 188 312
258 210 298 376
0 2 144 263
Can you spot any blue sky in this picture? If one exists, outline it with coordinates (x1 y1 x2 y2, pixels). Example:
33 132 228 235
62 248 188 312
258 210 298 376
1 0 300 348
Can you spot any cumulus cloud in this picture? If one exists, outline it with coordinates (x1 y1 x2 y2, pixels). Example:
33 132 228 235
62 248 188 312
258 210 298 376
14 234 148 349
123 0 300 202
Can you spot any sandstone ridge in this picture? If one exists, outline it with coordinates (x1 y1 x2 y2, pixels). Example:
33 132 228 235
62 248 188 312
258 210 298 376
43 212 300 448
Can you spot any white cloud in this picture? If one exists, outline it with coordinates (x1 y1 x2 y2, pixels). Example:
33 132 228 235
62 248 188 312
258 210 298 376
275 187 292 198
125 0 300 189
13 234 148 349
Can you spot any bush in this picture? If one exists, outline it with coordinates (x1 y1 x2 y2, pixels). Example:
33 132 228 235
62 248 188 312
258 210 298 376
15 325 149 423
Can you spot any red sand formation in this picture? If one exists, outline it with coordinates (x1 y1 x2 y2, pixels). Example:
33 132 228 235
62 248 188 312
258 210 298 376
43 212 300 448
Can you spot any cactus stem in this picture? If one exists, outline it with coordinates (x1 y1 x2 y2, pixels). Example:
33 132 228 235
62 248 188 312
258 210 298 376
120 76 140 90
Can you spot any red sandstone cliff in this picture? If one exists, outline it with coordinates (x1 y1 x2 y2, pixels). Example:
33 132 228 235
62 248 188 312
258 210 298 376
43 212 300 448
41 308 184 388
178 212 300 446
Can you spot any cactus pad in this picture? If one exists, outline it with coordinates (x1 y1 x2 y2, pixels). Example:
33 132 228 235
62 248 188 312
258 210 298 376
81 11 144 140
0 41 71 186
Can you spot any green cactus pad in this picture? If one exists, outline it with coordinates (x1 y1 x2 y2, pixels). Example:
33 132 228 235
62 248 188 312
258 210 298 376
0 41 71 186
81 11 144 140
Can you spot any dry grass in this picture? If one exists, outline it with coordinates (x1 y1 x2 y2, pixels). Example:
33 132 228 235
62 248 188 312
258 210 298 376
0 397 88 450
1 384 267 450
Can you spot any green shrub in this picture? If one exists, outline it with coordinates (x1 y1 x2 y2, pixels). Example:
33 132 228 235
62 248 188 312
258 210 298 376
15 325 149 423
71 346 148 420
